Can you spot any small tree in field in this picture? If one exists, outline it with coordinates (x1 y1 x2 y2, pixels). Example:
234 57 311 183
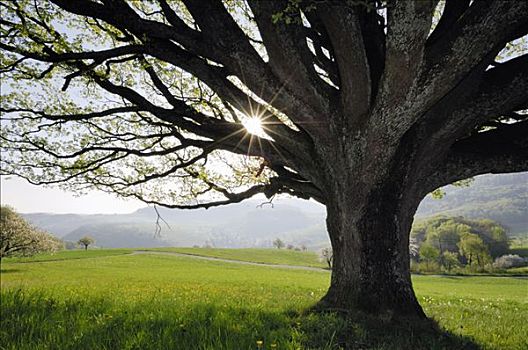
320 248 333 269
273 238 285 250
78 236 95 251
0 206 62 259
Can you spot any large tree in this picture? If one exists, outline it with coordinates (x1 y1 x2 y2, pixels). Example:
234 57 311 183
1 0 527 318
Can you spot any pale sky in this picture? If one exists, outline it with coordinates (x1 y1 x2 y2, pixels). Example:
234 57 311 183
0 176 146 214
0 176 300 215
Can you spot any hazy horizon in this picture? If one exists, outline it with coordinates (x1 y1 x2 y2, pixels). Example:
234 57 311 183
2 172 527 217
0 176 317 215
1 177 145 214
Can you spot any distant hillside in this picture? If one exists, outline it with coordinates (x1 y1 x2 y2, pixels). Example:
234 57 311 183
416 172 527 234
22 172 527 248
62 223 173 249
24 199 327 249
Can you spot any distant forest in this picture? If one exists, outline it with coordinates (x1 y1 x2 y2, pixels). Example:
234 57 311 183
416 172 527 234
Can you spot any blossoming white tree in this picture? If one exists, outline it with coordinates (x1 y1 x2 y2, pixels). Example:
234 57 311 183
0 206 63 259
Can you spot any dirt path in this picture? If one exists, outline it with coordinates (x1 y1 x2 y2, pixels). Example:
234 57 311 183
132 250 329 272
131 250 528 278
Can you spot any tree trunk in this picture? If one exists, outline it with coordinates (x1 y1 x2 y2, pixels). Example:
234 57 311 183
84 245 88 251
318 171 426 319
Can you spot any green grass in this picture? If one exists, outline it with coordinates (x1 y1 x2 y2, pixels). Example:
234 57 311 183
144 247 327 268
1 248 133 264
1 249 527 349
507 266 528 274
509 246 528 258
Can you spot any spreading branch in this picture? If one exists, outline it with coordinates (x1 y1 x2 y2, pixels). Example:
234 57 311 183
1 0 527 210
427 121 528 191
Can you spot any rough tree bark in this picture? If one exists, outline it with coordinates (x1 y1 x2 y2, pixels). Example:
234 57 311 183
310 110 436 316
1 0 527 320
320 168 426 316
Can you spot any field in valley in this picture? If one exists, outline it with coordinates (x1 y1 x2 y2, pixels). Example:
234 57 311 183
1 249 527 349
144 247 328 268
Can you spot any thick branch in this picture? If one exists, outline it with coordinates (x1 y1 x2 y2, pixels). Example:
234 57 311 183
356 1 386 101
379 0 435 110
408 54 528 193
90 75 289 164
316 3 371 121
49 0 208 58
181 0 329 137
0 42 145 63
426 121 528 191
304 27 339 86
0 106 141 120
248 0 332 115
467 55 528 127
423 0 528 112
139 40 304 149
45 0 311 153
126 180 283 210
268 164 325 203
427 0 470 44
426 54 528 144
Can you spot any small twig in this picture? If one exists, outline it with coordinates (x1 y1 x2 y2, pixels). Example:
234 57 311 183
257 194 275 208
153 205 171 237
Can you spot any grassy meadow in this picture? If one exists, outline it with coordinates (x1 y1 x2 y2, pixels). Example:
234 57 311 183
1 249 527 349
2 248 134 263
144 247 328 268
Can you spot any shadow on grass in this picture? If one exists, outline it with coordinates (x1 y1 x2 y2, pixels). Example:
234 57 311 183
295 309 480 350
0 268 22 274
1 289 480 350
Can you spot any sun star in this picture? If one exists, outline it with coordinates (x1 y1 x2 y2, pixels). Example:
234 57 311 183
243 117 264 135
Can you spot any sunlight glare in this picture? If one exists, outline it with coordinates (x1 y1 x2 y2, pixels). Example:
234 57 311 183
243 117 264 136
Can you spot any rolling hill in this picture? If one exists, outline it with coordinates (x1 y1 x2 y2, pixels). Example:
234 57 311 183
21 172 527 249
415 172 527 233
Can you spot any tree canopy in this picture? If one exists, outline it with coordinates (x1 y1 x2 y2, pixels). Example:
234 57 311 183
1 1 526 208
78 236 95 250
411 216 509 258
458 232 491 268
